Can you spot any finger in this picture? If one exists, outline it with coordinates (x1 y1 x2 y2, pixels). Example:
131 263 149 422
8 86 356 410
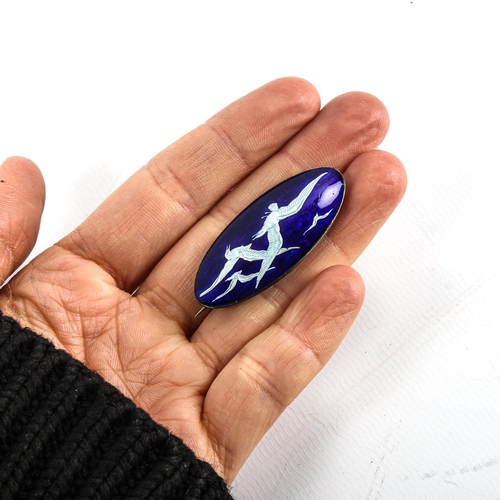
58 78 320 291
138 92 390 328
190 150 405 373
203 265 365 483
0 157 45 283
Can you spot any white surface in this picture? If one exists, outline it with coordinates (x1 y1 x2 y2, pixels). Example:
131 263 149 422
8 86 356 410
1 1 499 498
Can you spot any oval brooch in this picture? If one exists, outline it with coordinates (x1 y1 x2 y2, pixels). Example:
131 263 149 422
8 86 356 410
195 167 345 310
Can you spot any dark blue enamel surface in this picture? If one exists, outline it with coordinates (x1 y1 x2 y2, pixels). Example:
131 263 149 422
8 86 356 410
195 167 345 308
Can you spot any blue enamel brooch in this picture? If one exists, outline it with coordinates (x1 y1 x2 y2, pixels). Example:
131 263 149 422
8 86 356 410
195 167 345 311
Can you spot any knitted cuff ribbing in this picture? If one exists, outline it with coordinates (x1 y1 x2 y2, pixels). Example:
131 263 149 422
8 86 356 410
0 312 232 500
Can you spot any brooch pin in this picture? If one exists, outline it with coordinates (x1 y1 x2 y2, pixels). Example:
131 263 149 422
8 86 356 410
195 167 345 315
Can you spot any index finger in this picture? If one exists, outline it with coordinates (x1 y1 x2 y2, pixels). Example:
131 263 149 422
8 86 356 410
58 78 320 292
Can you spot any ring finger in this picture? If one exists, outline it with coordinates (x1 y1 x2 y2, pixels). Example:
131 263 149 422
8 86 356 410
188 148 406 374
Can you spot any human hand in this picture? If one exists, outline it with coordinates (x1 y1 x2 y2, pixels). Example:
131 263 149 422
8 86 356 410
0 78 406 483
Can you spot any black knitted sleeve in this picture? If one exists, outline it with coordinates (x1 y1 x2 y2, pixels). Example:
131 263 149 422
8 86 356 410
0 312 233 500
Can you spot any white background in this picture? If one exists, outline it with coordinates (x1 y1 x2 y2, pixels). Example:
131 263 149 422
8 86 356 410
1 1 499 498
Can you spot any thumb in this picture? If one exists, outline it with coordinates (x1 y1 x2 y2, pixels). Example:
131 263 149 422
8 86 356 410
0 157 45 283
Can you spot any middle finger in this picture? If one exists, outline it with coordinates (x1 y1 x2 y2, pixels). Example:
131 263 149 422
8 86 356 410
137 91 392 330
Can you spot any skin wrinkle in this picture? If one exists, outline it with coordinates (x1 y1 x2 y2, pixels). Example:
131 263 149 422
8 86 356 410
1 183 37 211
0 235 15 274
275 148 310 176
202 423 227 484
89 306 149 367
281 314 332 361
51 240 118 294
321 230 354 264
53 238 120 290
238 295 276 327
2 267 56 325
201 399 242 478
237 349 290 411
138 269 201 333
257 278 293 319
284 282 363 354
148 393 203 436
274 321 326 374
204 121 254 174
0 215 40 276
375 172 408 213
109 205 161 250
342 94 388 146
141 282 193 333
141 346 194 393
146 146 206 216
348 119 383 152
84 329 118 371
203 200 246 235
191 302 270 369
354 212 384 236
146 387 201 423
102 349 134 401
112 303 129 394
193 337 227 378
133 343 194 403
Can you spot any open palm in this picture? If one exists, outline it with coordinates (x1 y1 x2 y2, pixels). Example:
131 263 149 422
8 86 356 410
0 78 406 484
